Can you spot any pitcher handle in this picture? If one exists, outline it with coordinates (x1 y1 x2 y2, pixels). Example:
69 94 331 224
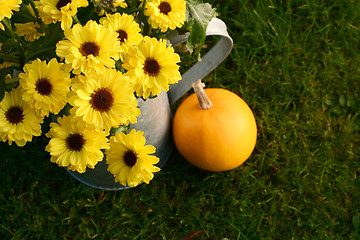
167 18 233 106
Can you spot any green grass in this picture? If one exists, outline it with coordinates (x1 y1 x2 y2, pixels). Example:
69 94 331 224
1 0 360 239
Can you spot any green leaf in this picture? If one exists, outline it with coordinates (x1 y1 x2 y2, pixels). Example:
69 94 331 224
1 38 19 54
0 68 15 101
186 21 206 59
77 4 97 24
10 4 37 23
185 0 216 59
0 69 6 102
25 23 63 61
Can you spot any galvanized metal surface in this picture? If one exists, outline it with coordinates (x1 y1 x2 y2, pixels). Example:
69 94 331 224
67 18 233 190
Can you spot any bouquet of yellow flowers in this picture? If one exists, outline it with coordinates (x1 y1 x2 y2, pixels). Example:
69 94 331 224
0 0 216 188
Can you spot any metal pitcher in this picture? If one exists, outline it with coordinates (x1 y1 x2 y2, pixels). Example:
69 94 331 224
66 18 233 190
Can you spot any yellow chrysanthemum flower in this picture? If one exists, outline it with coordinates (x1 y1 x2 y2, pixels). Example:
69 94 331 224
0 87 42 147
35 0 88 30
100 13 143 60
68 68 140 131
18 58 71 117
15 22 45 42
0 62 12 69
122 36 181 99
144 0 186 32
0 59 13 68
95 0 127 9
45 115 109 173
113 0 127 8
0 0 22 31
14 4 45 41
56 20 121 75
106 129 160 187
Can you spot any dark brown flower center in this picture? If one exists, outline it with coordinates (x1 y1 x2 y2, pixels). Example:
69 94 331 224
36 78 52 96
144 59 160 76
56 0 71 10
124 150 137 167
90 88 114 112
6 106 24 124
159 2 171 15
80 42 100 57
66 133 85 151
117 30 128 43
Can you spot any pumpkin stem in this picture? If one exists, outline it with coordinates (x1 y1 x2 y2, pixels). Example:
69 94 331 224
192 79 213 109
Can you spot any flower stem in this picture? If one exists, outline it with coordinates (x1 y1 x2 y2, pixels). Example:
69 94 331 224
0 54 22 64
27 0 45 26
27 0 40 19
138 0 152 36
72 15 82 25
5 76 19 84
192 79 212 109
126 7 142 15
25 47 56 62
1 18 25 65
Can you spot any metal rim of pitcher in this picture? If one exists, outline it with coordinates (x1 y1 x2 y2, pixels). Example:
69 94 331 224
66 18 234 190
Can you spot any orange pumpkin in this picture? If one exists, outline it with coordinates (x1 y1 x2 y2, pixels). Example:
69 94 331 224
172 80 257 171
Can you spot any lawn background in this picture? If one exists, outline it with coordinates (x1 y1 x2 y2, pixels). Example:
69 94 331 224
1 0 360 239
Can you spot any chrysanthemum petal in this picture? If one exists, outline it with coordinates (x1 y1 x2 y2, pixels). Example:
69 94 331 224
106 129 160 187
45 115 109 173
56 21 121 75
19 58 71 117
123 36 181 99
69 69 139 130
0 87 42 147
